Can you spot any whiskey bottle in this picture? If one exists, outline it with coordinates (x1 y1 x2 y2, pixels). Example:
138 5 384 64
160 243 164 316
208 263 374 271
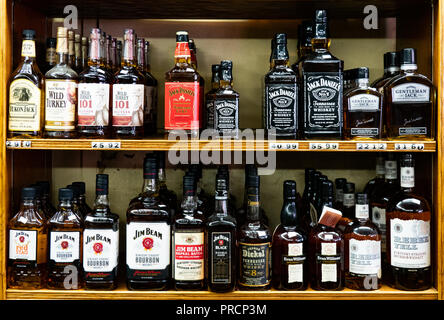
205 64 220 129
272 180 307 290
44 27 78 138
78 28 113 138
74 33 83 74
144 40 152 73
343 67 383 140
371 51 400 90
165 31 202 138
386 153 431 290
116 40 122 70
36 181 56 218
105 35 112 73
83 174 119 290
44 37 57 74
68 30 75 68
291 20 313 75
110 38 118 74
47 188 83 289
301 168 315 231
238 175 272 290
337 182 355 233
81 36 88 71
385 48 435 140
72 181 92 214
113 29 146 138
8 29 44 138
8 187 47 289
172 175 206 290
207 175 237 292
334 178 347 212
302 10 343 139
156 151 178 216
344 193 381 290
363 154 386 197
126 156 171 290
264 33 298 139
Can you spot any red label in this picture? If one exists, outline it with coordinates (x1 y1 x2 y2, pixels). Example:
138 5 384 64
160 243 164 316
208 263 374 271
174 42 191 58
175 244 204 260
164 82 200 130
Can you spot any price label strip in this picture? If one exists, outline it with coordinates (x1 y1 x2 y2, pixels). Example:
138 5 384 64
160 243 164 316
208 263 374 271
269 142 299 150
91 141 121 149
394 143 425 151
309 142 339 150
6 140 32 148
356 143 387 151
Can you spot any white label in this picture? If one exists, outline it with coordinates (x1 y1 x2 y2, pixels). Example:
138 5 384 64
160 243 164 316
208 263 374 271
321 242 336 256
349 239 381 275
400 167 415 188
288 264 303 283
392 83 430 103
126 222 171 270
112 84 145 127
343 193 355 208
372 206 387 253
45 80 77 131
385 160 397 180
394 143 425 151
390 218 430 268
91 141 121 149
21 40 36 57
78 83 110 126
288 243 303 256
49 231 80 262
321 264 337 282
349 94 380 111
83 229 119 272
173 231 205 281
309 142 339 150
269 142 299 150
9 230 37 260
356 143 387 151
355 204 369 219
9 79 42 132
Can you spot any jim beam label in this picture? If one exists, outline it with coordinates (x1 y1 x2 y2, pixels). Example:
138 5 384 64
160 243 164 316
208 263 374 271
9 79 42 131
164 82 200 130
112 84 144 127
45 79 77 131
49 231 80 263
83 229 119 273
392 83 430 103
211 232 232 284
78 83 110 126
214 99 238 133
144 86 157 126
372 206 387 253
317 240 341 283
265 84 298 134
349 239 381 276
239 242 271 287
21 40 36 57
173 231 204 281
9 230 37 261
126 222 170 280
304 73 342 131
284 242 305 283
390 218 430 269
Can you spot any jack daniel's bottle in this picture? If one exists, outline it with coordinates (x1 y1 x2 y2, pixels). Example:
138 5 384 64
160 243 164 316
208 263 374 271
302 10 343 139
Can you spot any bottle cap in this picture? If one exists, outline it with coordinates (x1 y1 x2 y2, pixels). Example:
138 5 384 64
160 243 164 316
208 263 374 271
176 31 189 42
274 33 287 44
59 188 74 201
72 182 86 195
299 20 313 47
36 181 50 195
212 64 220 74
188 39 196 51
399 48 417 65
21 29 36 40
46 37 56 47
189 164 203 180
96 174 109 195
335 178 347 189
245 164 257 178
66 184 80 198
31 184 43 199
313 9 329 39
283 180 297 198
81 36 87 44
90 28 101 40
384 51 399 68
57 27 68 38
68 29 74 40
356 192 368 205
183 175 196 195
344 182 355 193
322 180 334 197
400 153 414 167
219 60 233 81
143 155 158 178
155 151 166 169
355 67 369 80
21 187 36 200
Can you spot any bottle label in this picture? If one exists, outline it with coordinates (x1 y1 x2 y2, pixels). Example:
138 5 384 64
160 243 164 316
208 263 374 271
21 40 36 57
335 189 344 203
144 85 157 125
385 160 397 180
239 242 271 287
45 80 77 131
206 99 214 128
355 204 369 219
390 218 430 268
399 127 427 136
304 73 343 130
264 84 298 133
112 84 145 127
126 222 171 280
9 79 42 131
371 206 387 252
173 231 204 281
392 83 430 103
351 128 379 136
284 243 305 283
321 264 337 282
317 240 341 283
174 42 191 58
349 239 381 276
9 230 37 261
214 99 238 133
348 94 380 110
78 83 110 126
164 82 200 130
49 231 80 263
343 193 355 208
83 228 119 273
211 232 232 284
46 48 56 64
321 242 336 256
400 167 415 188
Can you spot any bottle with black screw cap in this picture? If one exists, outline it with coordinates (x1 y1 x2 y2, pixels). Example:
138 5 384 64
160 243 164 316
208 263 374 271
334 178 347 212
205 64 221 130
337 182 355 233
291 20 313 74
47 188 83 289
83 174 119 290
371 51 400 90
72 181 92 215
156 151 178 216
45 37 57 73
8 187 47 289
36 181 56 218
385 48 435 140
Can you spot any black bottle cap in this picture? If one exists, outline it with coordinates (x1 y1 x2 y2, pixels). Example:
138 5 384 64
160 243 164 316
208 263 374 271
22 29 36 40
299 20 313 47
143 155 158 178
59 188 74 201
66 184 80 198
189 164 203 180
31 184 43 199
36 181 50 195
247 174 260 188
96 174 109 195
274 33 287 44
188 38 196 52
305 168 315 184
245 164 257 177
384 51 399 68
344 182 355 193
283 180 297 199
400 153 414 167
335 178 347 189
183 175 196 195
46 37 56 48
21 187 36 200
322 180 334 197
215 175 228 191
355 67 369 80
176 31 189 42
313 9 329 39
219 60 233 81
272 33 289 60
399 48 417 65
155 151 166 169
356 193 368 205
72 181 86 195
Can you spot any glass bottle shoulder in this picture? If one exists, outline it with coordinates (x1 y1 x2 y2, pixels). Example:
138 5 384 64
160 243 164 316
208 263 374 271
141 70 158 86
165 64 201 82
215 87 239 99
371 181 400 204
387 190 431 214
265 65 298 83
302 50 343 72
174 211 205 226
344 219 380 238
239 220 271 242
127 194 170 218
385 71 434 90
309 224 342 242
345 86 382 99
48 208 83 228
207 213 237 228
79 65 113 84
272 224 306 242
114 66 145 84
10 61 44 87
9 208 46 229
45 63 78 80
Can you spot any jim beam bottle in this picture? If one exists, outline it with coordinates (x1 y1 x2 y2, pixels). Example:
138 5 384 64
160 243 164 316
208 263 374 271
8 29 44 138
45 27 78 138
205 64 220 130
78 28 113 138
165 31 202 138
302 10 343 138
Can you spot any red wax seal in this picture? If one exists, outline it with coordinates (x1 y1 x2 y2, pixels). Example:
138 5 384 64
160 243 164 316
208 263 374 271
61 241 69 249
142 237 154 250
19 236 25 243
93 243 103 254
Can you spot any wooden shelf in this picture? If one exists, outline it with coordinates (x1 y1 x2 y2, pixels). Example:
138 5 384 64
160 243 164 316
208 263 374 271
6 285 438 300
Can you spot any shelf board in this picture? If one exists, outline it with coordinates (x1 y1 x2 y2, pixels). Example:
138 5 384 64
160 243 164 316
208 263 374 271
5 138 437 152
6 285 438 300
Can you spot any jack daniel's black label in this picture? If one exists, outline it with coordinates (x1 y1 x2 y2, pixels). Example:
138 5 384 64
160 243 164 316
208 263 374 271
304 73 342 131
264 84 297 134
214 99 238 134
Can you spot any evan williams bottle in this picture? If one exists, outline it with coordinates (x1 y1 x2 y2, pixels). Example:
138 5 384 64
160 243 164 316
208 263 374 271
78 28 113 138
165 31 202 138
113 29 146 138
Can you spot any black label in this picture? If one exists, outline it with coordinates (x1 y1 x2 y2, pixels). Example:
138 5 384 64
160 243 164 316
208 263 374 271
282 255 306 264
126 265 170 281
211 232 231 284
265 84 298 133
399 127 427 135
206 99 214 129
239 242 271 287
85 268 117 283
214 99 238 133
351 128 379 136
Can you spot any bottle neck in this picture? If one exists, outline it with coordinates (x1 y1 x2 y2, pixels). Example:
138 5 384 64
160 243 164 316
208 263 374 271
20 199 36 209
58 199 73 209
94 194 110 215
400 64 418 73
21 39 37 63
247 189 260 222
174 41 191 66
181 193 197 214
137 45 146 71
122 38 136 67
214 192 228 216
281 196 297 226
400 166 415 193
56 36 69 65
88 37 102 67
219 79 233 90
384 67 400 76
142 177 159 194
311 37 330 52
356 78 370 88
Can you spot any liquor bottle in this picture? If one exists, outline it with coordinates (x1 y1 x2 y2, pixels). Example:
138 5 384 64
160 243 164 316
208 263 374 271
74 33 83 74
144 40 152 73
113 29 146 138
110 38 118 74
68 30 75 68
172 175 206 290
30 184 47 220
188 164 212 217
83 174 119 290
72 181 92 214
77 28 113 138
334 178 347 212
44 27 78 138
307 171 321 226
301 168 315 231
344 193 381 290
47 188 83 289
264 33 298 139
205 64 220 129
385 48 435 140
8 29 44 138
337 182 355 233
272 180 307 290
371 51 400 90
44 37 57 74
302 10 343 138
238 175 272 290
136 38 158 136
36 181 56 218
8 187 47 289
156 151 178 216
126 156 171 290
291 20 313 74
343 67 383 140
309 206 344 290
207 175 237 292
165 31 202 138
81 36 88 71
386 153 431 290
364 154 386 197
105 35 112 73
236 164 257 229
116 40 122 69
314 174 328 215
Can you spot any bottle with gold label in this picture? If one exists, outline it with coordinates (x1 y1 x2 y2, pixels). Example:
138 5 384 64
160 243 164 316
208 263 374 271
45 27 78 138
8 29 44 138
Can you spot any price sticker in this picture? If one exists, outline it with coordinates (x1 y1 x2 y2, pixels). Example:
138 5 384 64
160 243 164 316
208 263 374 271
394 143 425 151
309 142 339 150
6 140 31 148
91 141 121 149
269 142 299 150
356 143 387 150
